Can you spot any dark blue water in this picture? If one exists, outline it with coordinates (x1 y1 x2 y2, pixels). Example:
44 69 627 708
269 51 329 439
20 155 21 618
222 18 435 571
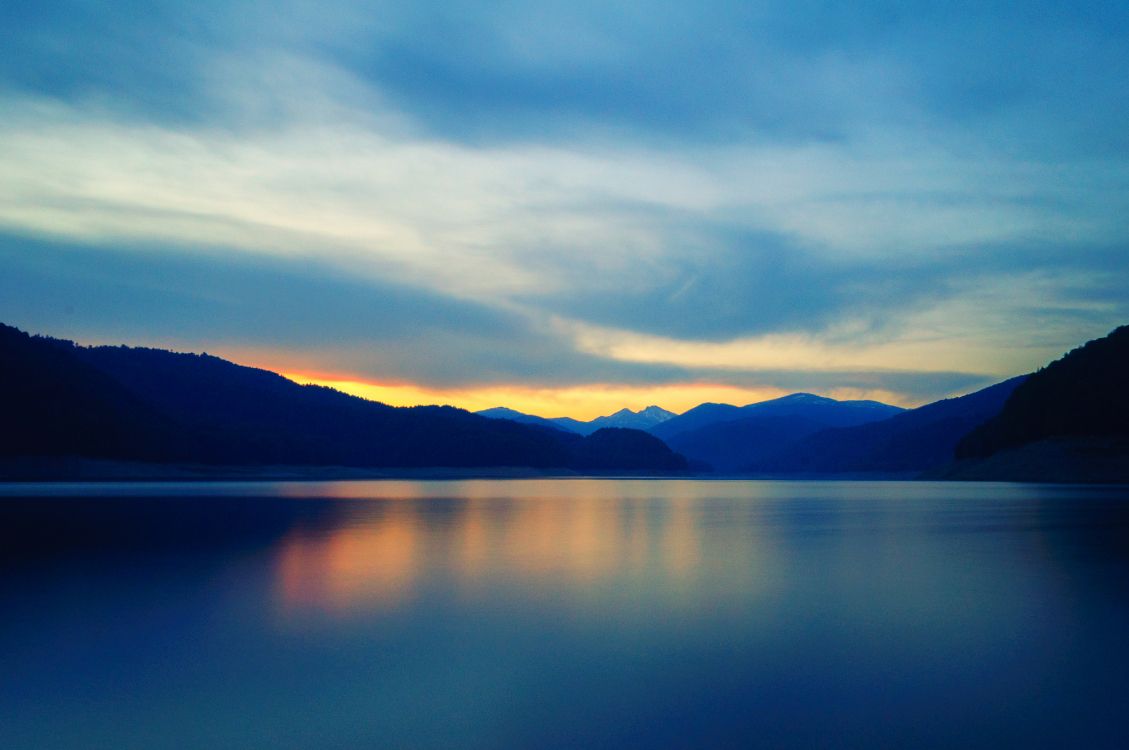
2 480 1128 749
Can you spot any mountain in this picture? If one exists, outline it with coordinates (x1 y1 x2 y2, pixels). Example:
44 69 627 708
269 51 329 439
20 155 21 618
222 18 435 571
476 407 575 433
585 405 676 434
478 404 675 435
747 376 1027 476
649 393 902 443
570 428 688 471
647 403 743 442
0 323 687 475
475 406 585 433
945 325 1129 481
548 416 590 433
0 324 183 463
664 415 831 473
648 393 904 470
956 325 1129 459
479 396 901 469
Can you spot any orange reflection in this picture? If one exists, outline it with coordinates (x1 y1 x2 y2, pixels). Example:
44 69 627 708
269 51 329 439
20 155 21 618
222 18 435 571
272 481 771 619
663 496 701 581
276 509 417 615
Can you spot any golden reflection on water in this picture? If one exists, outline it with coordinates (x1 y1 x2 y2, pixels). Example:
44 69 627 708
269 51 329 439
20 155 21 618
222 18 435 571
276 506 419 613
274 480 770 618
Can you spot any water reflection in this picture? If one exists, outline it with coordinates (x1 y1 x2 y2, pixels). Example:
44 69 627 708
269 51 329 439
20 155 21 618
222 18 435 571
4 480 1129 750
277 507 420 613
271 480 765 618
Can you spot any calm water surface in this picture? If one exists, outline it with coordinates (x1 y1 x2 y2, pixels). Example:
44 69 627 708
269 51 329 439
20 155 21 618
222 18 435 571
2 479 1128 748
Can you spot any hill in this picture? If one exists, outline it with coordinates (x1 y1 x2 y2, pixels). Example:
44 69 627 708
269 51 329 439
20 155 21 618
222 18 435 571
570 428 688 471
0 325 183 462
653 393 903 470
748 376 1026 476
476 407 575 433
665 415 830 473
0 324 687 475
649 393 902 443
945 325 1129 481
938 437 1129 483
956 326 1129 459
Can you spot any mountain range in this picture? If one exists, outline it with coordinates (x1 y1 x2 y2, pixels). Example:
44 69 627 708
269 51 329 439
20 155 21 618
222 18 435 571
2 321 1126 482
477 405 675 435
648 394 903 442
484 394 908 472
0 324 686 476
745 376 1026 476
651 394 904 472
471 326 1129 481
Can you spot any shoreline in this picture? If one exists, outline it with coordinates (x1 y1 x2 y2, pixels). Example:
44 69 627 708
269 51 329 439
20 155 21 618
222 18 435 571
3 455 1126 485
0 456 704 483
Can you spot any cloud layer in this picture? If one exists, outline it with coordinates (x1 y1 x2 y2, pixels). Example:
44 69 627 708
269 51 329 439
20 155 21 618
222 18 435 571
2 0 1127 411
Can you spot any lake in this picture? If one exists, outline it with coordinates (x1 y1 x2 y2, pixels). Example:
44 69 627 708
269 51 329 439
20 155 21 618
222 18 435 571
2 479 1128 748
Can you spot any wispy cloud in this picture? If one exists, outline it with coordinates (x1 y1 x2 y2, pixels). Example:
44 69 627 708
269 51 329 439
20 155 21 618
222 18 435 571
2 0 1127 411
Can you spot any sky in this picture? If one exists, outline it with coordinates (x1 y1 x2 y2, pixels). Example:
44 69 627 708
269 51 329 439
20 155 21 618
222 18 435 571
2 0 1128 419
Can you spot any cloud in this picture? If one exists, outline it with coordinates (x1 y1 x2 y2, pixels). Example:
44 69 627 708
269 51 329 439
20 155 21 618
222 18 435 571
316 0 1129 154
0 233 685 387
0 233 1004 404
1 0 1128 411
6 0 1129 153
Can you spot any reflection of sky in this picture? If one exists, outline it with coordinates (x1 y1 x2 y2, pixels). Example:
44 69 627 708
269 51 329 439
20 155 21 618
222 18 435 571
267 478 1113 622
6 480 1129 748
3 2 1129 416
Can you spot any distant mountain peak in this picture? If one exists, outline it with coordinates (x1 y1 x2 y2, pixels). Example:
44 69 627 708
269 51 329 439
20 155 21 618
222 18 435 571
774 393 827 403
587 405 676 433
479 406 523 417
743 392 902 411
477 403 675 435
475 406 578 433
649 393 904 442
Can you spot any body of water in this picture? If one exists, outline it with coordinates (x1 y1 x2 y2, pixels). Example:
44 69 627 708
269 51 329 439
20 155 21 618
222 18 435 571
2 479 1128 748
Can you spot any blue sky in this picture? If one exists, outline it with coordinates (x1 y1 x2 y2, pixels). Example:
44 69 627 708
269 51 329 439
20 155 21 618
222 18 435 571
2 0 1127 416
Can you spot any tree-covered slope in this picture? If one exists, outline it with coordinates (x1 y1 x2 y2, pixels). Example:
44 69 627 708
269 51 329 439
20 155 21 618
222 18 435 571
0 323 686 473
956 326 1129 460
750 376 1026 475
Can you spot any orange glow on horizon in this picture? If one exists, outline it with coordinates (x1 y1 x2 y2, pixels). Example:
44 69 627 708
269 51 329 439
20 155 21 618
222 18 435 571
279 371 917 419
275 372 790 419
268 369 915 420
205 342 923 420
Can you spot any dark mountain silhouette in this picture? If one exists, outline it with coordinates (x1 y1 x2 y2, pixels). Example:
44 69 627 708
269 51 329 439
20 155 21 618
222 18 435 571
570 428 687 471
0 323 687 475
547 416 590 433
956 326 1129 459
474 407 575 433
0 324 182 462
649 393 903 469
665 416 830 473
647 403 742 442
476 407 587 433
649 393 902 443
946 325 1129 481
477 404 675 435
748 376 1027 475
585 405 676 434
